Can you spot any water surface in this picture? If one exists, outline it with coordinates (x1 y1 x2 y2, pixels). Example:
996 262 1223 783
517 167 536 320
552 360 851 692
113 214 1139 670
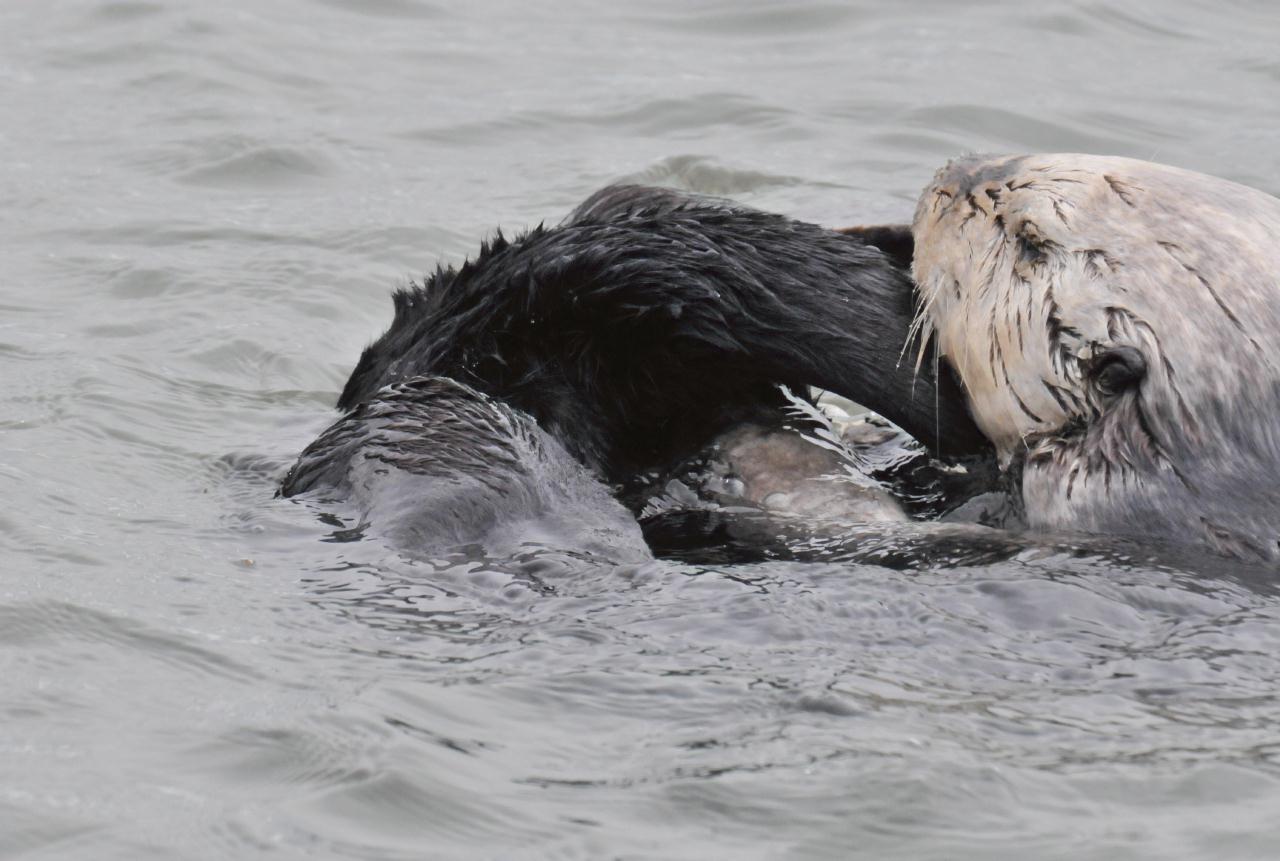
3 1 1280 858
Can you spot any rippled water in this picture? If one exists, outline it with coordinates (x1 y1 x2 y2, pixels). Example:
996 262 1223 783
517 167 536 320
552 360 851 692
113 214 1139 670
4 1 1280 858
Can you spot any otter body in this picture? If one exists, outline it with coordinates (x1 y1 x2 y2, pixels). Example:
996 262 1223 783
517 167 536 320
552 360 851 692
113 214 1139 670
281 376 652 560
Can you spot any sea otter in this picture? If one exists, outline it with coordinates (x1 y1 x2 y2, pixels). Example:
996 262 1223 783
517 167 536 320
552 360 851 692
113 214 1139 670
911 153 1280 561
282 185 991 557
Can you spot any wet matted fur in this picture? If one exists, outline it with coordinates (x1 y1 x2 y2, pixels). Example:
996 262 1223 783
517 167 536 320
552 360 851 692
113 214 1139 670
337 185 988 491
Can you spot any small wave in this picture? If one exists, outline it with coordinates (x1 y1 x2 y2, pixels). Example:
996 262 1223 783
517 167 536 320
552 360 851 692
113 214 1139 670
0 601 263 684
309 0 443 19
401 92 796 146
902 104 1144 156
611 154 834 197
176 145 335 189
630 2 861 38
90 1 166 23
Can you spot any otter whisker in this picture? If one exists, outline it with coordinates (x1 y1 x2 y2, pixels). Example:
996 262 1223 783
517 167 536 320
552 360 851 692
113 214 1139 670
997 349 1045 425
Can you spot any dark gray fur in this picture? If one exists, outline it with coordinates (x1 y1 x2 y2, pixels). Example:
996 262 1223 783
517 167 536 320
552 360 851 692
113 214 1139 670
336 185 988 492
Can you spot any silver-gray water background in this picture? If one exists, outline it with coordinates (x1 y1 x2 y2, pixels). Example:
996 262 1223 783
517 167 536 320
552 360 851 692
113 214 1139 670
2 1 1279 858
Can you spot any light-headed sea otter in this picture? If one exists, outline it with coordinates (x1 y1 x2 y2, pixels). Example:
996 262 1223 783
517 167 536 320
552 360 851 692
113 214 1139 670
911 153 1280 561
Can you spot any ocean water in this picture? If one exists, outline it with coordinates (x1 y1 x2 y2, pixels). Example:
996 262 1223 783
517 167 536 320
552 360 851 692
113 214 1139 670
3 1 1280 858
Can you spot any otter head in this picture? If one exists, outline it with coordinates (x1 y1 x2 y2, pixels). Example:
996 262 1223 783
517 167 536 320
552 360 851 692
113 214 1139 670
912 153 1280 560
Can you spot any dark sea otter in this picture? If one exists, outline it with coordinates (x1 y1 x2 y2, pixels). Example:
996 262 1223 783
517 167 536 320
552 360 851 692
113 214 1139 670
911 153 1280 561
281 186 990 557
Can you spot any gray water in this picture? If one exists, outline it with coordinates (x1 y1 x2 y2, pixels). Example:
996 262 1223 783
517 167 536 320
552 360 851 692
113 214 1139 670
4 1 1280 858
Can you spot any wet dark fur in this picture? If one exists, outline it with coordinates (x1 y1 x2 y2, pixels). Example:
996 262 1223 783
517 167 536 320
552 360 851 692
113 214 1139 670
284 376 542 499
336 186 988 494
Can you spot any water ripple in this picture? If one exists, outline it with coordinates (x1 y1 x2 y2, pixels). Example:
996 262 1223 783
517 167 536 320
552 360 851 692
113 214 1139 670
4 0 1280 856
611 154 842 196
0 601 263 684
310 0 444 18
402 93 797 145
631 2 863 37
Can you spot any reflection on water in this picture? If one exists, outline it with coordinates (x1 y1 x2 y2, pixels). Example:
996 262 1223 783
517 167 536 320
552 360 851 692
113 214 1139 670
3 0 1280 858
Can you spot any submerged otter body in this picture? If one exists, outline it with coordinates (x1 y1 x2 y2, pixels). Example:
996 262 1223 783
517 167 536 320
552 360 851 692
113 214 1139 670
912 154 1280 560
284 186 989 558
281 376 652 560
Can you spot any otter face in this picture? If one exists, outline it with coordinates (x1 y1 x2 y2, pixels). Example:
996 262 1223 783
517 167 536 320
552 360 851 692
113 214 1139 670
912 154 1280 559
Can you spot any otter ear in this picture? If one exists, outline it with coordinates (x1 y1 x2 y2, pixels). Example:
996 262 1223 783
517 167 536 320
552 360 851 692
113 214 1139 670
1089 346 1147 397
835 224 914 271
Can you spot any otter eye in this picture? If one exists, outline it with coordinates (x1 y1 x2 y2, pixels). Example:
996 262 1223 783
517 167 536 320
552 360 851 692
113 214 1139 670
1089 346 1146 396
